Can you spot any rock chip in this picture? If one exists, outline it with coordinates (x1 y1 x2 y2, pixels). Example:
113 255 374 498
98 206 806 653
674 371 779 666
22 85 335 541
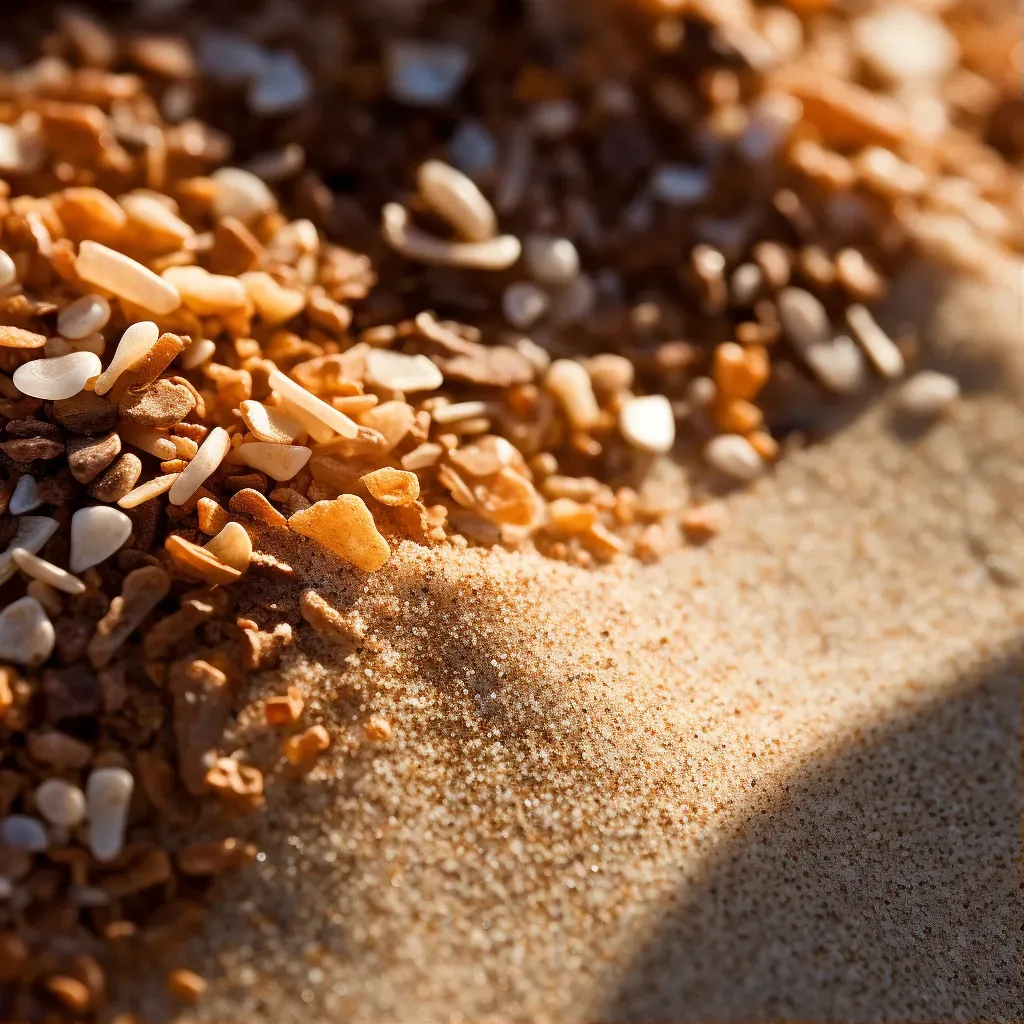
67 432 121 483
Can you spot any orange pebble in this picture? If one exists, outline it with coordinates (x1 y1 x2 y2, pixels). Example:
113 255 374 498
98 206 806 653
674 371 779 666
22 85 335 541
748 430 781 461
713 342 770 400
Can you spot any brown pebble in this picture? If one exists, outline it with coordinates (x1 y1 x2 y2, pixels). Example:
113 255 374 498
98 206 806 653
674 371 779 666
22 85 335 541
119 379 196 427
242 623 293 670
196 497 229 535
88 452 143 501
169 657 232 795
0 436 64 461
167 968 207 1004
51 392 117 434
681 502 729 542
208 217 263 276
46 975 92 1012
177 837 257 876
284 724 331 768
87 566 171 668
0 933 28 981
204 757 263 811
67 431 121 483
265 684 304 725
42 664 100 721
27 729 93 769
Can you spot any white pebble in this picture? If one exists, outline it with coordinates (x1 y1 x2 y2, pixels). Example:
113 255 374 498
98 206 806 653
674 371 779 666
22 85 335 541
92 320 159 396
529 98 578 139
777 288 865 394
846 304 905 380
57 294 111 340
12 548 85 595
619 395 676 454
0 517 58 585
269 370 358 441
0 814 49 852
523 235 580 287
248 51 312 116
385 40 471 106
210 167 277 223
896 370 960 418
86 767 134 862
544 359 601 432
0 596 54 667
13 351 101 401
70 506 133 573
0 248 16 289
169 426 231 505
35 779 87 828
364 350 444 393
9 475 41 515
502 281 550 329
238 442 311 482
417 159 497 243
854 6 959 85
204 521 253 572
705 434 765 481
75 242 181 316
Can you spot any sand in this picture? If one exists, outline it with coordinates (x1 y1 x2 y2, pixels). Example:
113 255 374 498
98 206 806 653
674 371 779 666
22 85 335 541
121 261 1023 1022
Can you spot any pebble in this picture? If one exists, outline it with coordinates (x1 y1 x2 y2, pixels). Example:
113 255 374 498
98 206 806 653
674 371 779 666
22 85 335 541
9 475 41 515
197 30 269 83
238 442 311 481
417 159 497 243
289 495 391 573
57 294 111 340
75 242 181 316
777 287 866 394
705 434 765 481
67 432 122 483
896 370 960 418
0 248 15 289
34 779 87 828
385 40 472 106
544 359 601 431
93 321 159 396
169 426 231 505
11 548 86 595
650 164 711 205
523 235 580 287
447 119 498 180
854 6 959 86
86 767 133 862
846 304 904 379
529 98 579 139
204 522 253 573
0 517 59 585
0 596 55 667
69 506 133 573
210 167 277 224
269 369 359 440
619 395 676 454
248 51 312 116
364 350 444 393
502 281 550 328
0 814 49 853
13 351 101 400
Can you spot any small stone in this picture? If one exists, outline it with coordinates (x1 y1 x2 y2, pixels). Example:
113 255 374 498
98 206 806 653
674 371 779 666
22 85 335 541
238 400 303 444
289 495 391 573
12 549 86 596
364 350 444 393
895 371 960 418
26 730 92 769
846 304 905 380
650 165 711 205
170 658 232 795
417 159 497 242
169 426 231 505
238 442 311 482
119 380 196 428
51 392 117 434
86 767 133 862
70 506 133 573
34 779 87 827
42 664 99 721
13 351 101 401
0 326 47 349
248 51 312 115
92 321 159 396
364 714 392 742
67 432 121 484
854 6 959 86
203 522 252 573
0 814 48 852
619 395 676 454
777 287 865 394
361 467 420 507
204 757 263 811
265 684 304 725
385 40 472 106
0 596 55 667
210 167 277 224
57 293 111 340
544 359 601 431
502 281 550 328
522 236 580 287
704 434 765 482
87 566 170 668
88 453 143 502
167 969 207 1004
0 436 64 461
283 724 330 768
9 475 41 515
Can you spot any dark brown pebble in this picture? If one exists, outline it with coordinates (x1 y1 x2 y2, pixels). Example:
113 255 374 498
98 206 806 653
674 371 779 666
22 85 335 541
0 437 64 461
51 392 117 434
67 432 121 483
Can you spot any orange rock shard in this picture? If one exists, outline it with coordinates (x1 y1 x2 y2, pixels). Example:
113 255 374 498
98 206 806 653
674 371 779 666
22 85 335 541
288 495 391 572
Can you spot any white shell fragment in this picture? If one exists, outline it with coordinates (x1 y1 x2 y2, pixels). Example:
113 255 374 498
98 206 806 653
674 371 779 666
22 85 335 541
75 241 182 316
204 521 253 572
417 159 497 242
35 779 87 828
268 368 358 440
0 814 49 852
619 395 676 454
364 350 444 393
93 321 159 396
86 767 134 862
0 517 59 584
705 434 765 481
13 351 101 400
0 596 55 667
9 475 41 515
238 441 311 481
896 370 961 418
70 506 133 573
11 548 86 595
57 293 112 340
169 426 231 505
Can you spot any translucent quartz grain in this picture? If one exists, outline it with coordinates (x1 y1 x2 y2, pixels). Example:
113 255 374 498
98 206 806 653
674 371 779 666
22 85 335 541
57 294 111 340
75 241 181 316
86 767 134 862
93 321 159 395
69 506 133 573
13 351 101 400
169 426 230 505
